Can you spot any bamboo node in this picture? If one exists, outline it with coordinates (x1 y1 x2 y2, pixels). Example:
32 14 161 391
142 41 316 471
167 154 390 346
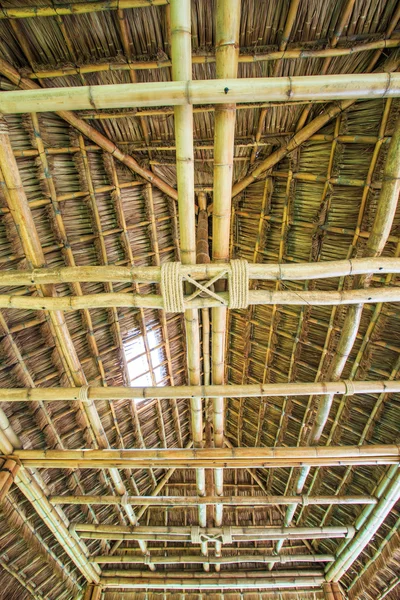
344 380 356 396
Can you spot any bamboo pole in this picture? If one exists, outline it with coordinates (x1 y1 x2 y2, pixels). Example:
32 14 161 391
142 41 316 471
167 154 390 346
2 73 400 114
0 0 168 18
1 256 399 286
91 553 334 564
19 39 400 79
99 574 325 590
13 444 400 469
2 285 400 311
212 0 241 566
0 57 177 200
83 584 102 600
325 469 400 581
0 458 20 502
169 0 207 567
2 379 400 402
50 494 377 506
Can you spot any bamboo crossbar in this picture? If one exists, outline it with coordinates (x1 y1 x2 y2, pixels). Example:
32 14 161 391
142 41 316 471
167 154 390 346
50 494 377 506
2 379 399 402
2 286 400 311
2 73 400 114
22 39 400 79
73 523 355 542
1 257 398 286
12 444 400 469
0 0 168 18
91 553 335 564
99 574 326 590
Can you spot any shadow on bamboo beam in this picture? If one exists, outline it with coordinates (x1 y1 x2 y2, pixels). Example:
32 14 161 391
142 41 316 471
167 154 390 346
2 73 400 114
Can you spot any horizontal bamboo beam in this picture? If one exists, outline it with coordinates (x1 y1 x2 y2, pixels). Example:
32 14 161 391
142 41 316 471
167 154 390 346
2 73 400 114
91 553 334 564
1 379 399 403
12 444 400 469
99 574 325 590
0 0 168 18
73 523 355 542
1 257 399 286
2 285 400 312
50 494 377 506
24 39 400 79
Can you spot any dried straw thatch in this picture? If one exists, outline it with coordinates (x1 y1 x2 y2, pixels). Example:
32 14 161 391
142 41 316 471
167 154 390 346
0 0 400 599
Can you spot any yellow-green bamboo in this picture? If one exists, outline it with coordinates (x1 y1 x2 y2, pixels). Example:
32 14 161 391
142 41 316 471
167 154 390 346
91 553 334 564
0 0 168 18
1 73 400 114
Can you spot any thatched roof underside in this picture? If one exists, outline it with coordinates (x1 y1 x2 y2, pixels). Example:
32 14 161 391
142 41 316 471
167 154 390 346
0 0 400 599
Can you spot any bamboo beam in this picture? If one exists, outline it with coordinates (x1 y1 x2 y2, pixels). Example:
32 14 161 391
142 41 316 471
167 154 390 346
12 444 400 469
17 39 400 79
91 553 334 564
325 469 400 581
1 257 399 286
2 73 400 114
0 0 168 18
0 458 19 502
2 285 400 311
72 523 355 541
0 58 177 200
83 584 102 600
99 574 325 590
50 494 377 506
2 379 400 402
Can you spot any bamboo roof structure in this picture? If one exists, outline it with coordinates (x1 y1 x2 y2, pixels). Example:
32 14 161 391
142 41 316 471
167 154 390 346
0 1 400 599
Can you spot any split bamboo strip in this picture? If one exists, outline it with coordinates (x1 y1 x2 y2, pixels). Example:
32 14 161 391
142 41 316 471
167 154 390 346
13 444 400 469
0 57 177 200
2 73 400 114
24 39 400 80
91 553 334 564
50 494 376 506
2 379 400 402
1 257 399 286
2 285 400 311
274 112 400 559
0 114 153 569
99 574 325 590
0 0 168 18
212 0 241 567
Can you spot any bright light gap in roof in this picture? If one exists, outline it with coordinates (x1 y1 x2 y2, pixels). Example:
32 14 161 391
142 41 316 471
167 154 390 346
125 329 165 390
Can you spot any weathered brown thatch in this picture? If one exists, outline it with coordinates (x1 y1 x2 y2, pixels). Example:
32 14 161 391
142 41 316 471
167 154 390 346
0 0 400 599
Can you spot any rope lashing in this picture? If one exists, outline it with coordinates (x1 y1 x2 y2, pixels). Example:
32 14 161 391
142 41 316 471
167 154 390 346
161 261 184 313
78 385 90 403
228 259 249 309
161 260 250 312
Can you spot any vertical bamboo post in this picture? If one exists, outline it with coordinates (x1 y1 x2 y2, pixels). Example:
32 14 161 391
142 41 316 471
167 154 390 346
273 113 400 561
170 0 207 567
212 0 241 568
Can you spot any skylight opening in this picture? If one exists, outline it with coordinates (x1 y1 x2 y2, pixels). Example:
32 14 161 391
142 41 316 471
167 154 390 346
125 328 166 391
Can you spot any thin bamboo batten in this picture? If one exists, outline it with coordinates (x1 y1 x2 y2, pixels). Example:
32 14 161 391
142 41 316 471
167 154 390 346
90 553 335 564
22 39 400 79
0 0 168 18
2 379 400 402
99 575 325 590
0 57 177 200
50 494 377 506
2 285 400 311
2 73 400 114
